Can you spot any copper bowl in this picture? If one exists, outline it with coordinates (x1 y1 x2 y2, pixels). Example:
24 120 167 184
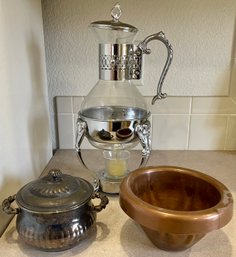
119 166 233 251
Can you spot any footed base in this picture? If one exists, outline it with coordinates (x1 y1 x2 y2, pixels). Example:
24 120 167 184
141 226 206 251
99 171 124 194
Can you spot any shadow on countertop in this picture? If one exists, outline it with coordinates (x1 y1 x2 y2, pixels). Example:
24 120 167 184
120 219 232 257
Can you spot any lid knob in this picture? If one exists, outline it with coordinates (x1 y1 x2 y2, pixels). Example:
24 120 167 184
48 169 63 182
111 3 122 22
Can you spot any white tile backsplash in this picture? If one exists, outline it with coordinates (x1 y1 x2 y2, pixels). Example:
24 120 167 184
57 113 75 149
56 96 236 150
188 115 228 150
152 114 190 150
73 97 84 114
192 97 236 114
229 59 236 103
56 96 73 113
225 115 236 150
146 96 191 114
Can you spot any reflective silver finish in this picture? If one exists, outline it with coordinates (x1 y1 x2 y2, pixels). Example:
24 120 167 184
135 120 151 167
76 3 174 193
137 32 173 104
75 106 151 180
90 3 138 33
77 106 149 147
98 32 173 105
2 170 109 251
99 44 134 80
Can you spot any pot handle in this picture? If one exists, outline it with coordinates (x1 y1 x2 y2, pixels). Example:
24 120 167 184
2 195 20 215
91 192 109 212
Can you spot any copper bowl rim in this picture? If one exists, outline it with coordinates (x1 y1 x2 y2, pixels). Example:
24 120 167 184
119 166 233 234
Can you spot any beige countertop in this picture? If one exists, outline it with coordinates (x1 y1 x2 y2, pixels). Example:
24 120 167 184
1 150 236 257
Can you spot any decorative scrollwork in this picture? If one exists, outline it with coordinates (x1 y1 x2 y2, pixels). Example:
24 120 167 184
2 194 19 215
75 118 87 151
137 31 173 104
135 120 151 167
100 54 133 71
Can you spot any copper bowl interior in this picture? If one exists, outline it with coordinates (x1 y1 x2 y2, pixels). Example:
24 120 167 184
119 166 233 251
131 170 221 212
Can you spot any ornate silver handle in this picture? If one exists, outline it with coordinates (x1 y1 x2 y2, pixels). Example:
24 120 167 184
91 192 109 213
2 195 20 215
138 31 173 105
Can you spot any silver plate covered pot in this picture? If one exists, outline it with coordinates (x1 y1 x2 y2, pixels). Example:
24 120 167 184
2 169 109 251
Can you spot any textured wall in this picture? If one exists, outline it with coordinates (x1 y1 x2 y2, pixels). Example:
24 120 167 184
41 0 236 149
0 0 52 199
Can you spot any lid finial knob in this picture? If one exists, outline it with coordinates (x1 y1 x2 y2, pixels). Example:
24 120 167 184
111 3 122 22
49 169 63 182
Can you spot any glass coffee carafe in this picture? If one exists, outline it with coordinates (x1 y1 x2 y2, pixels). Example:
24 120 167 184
76 4 173 193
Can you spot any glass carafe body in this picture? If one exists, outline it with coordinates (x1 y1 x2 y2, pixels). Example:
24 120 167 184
75 3 173 193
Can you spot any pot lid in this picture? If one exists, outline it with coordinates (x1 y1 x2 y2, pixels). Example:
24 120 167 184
90 3 138 33
16 169 94 213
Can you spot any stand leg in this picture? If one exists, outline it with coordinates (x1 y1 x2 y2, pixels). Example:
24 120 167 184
75 118 88 168
75 118 100 191
135 120 151 167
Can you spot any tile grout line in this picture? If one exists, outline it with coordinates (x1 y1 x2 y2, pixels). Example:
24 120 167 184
231 97 236 105
72 96 75 114
69 96 73 114
224 116 230 150
73 113 76 147
186 97 193 150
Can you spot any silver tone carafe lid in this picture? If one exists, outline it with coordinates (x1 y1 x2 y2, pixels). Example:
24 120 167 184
90 3 138 33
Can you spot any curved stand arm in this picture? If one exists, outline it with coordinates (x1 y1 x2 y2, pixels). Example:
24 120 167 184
138 31 173 105
75 118 88 169
75 119 100 191
134 119 151 167
76 118 151 173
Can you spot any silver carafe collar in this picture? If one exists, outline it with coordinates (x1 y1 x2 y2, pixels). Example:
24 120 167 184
99 43 142 81
98 31 174 105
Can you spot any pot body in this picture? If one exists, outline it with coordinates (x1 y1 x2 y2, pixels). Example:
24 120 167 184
2 171 109 251
16 201 96 251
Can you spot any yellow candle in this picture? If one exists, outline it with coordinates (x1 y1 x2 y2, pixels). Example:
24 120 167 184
103 150 130 178
107 159 127 177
